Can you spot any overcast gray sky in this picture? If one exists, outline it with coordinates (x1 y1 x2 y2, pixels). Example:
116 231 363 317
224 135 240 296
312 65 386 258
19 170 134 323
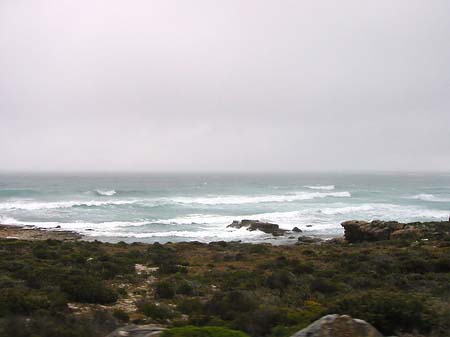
1 0 449 172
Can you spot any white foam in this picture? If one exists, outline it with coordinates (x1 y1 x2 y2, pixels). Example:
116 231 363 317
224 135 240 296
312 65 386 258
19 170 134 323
169 191 350 205
304 185 335 190
96 189 117 196
0 199 141 210
406 194 450 202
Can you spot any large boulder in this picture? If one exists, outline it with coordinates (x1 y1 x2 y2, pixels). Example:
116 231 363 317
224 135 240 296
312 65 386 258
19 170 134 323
341 220 402 242
342 220 450 243
106 324 165 337
290 314 383 337
228 220 288 236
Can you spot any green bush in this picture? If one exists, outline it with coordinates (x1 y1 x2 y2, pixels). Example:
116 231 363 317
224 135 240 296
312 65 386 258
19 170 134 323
155 281 176 299
206 291 257 321
61 275 118 304
0 288 51 316
162 326 249 337
177 281 194 295
178 298 204 314
113 309 130 322
329 290 430 335
139 302 174 320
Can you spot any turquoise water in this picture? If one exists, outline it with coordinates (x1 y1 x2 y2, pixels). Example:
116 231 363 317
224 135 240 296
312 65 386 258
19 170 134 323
0 173 449 243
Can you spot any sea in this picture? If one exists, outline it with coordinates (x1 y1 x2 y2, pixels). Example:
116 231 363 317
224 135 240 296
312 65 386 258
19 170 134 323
0 173 449 244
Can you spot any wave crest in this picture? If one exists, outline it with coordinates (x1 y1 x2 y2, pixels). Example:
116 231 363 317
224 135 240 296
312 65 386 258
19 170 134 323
407 194 450 202
304 185 335 190
170 191 350 205
95 189 117 196
0 199 140 211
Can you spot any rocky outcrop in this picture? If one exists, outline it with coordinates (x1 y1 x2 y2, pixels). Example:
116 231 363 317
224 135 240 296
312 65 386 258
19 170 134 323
290 314 383 337
106 324 165 337
228 220 288 236
297 236 323 244
342 220 450 243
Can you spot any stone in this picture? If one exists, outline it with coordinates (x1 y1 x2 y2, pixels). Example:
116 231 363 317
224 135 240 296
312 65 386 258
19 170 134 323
341 220 402 243
106 324 166 337
290 314 383 337
297 236 322 244
292 227 302 232
342 220 450 243
228 220 288 236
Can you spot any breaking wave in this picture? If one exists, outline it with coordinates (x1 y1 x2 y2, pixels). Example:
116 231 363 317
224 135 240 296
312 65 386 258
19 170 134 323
0 199 140 211
406 193 450 202
170 191 350 205
304 185 335 190
95 189 117 196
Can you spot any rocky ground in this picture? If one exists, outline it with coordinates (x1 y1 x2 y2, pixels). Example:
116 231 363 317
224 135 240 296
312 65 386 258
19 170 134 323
0 224 81 241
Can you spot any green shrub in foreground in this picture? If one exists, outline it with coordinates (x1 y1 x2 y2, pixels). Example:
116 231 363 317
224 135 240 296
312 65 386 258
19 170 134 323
162 326 249 337
329 290 430 335
61 275 118 304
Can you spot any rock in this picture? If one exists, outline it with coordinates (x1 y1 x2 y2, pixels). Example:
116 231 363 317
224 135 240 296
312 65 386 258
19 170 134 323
297 236 322 244
290 314 383 337
306 225 313 227
342 220 403 243
390 226 422 240
325 237 346 244
292 227 302 232
228 220 288 236
342 220 450 243
106 324 166 337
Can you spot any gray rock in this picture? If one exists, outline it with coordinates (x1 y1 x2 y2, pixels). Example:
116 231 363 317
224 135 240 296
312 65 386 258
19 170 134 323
106 324 166 337
228 220 288 236
290 314 383 337
292 227 302 232
297 236 322 244
341 220 450 243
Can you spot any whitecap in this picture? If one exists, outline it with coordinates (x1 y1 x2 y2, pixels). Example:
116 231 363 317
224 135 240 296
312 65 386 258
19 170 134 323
169 191 350 205
95 189 117 196
304 185 335 190
406 193 450 202
0 199 141 211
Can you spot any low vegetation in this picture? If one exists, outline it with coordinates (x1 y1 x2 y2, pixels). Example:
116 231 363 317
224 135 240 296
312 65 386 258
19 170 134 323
0 234 449 337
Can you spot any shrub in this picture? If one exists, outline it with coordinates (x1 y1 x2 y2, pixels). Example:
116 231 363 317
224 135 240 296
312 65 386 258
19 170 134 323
177 281 194 295
0 288 50 316
162 326 249 337
329 290 430 335
61 275 118 304
178 298 204 314
139 302 174 320
113 309 130 322
265 271 292 290
310 278 339 294
206 291 257 321
155 281 176 299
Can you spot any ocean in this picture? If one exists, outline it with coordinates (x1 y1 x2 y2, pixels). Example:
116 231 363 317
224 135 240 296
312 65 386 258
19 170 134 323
0 173 449 243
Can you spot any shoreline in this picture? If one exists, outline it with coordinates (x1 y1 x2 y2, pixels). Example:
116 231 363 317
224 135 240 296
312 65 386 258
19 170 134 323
0 222 332 244
0 224 82 241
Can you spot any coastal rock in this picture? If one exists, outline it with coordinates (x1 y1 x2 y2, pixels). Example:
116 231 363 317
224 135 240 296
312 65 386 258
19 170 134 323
297 236 322 244
342 220 450 243
228 220 288 236
342 220 403 243
290 314 383 337
106 324 166 337
292 227 302 232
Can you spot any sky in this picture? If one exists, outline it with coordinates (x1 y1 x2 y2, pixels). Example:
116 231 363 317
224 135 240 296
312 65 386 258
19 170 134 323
1 0 449 173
